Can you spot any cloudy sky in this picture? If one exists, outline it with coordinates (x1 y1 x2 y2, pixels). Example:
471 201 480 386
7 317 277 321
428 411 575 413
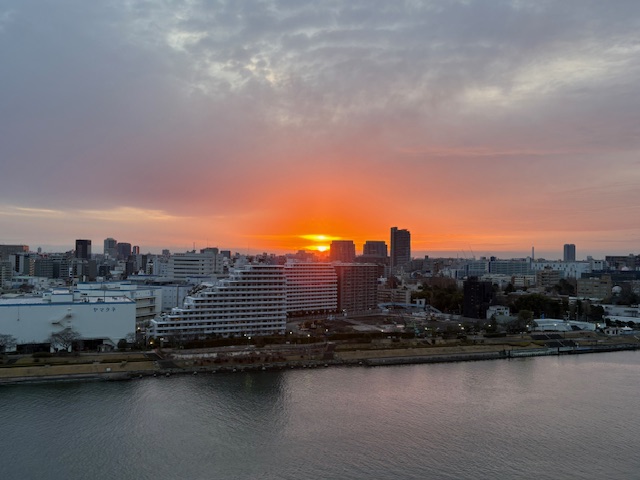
1 0 639 259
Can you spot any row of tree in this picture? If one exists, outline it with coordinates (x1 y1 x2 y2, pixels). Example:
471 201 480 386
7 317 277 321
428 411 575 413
0 328 81 353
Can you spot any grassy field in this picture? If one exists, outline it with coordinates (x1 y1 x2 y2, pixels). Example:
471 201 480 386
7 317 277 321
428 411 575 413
0 352 157 379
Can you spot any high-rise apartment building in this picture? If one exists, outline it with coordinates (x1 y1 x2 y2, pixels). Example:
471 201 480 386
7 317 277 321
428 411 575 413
333 263 379 313
563 244 576 262
390 227 411 271
75 239 92 260
330 240 356 263
284 262 338 316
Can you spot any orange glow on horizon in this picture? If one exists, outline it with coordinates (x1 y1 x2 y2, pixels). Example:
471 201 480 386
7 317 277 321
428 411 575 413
307 244 330 252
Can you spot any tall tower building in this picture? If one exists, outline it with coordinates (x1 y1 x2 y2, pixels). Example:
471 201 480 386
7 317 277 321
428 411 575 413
563 244 576 262
463 277 494 319
104 238 117 258
75 239 92 260
117 242 132 260
390 227 411 271
330 240 356 263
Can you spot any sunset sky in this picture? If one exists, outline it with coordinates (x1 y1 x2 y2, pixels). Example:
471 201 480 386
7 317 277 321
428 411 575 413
2 1 640 260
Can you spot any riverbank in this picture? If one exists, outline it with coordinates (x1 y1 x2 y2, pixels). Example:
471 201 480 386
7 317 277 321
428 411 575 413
1 335 639 385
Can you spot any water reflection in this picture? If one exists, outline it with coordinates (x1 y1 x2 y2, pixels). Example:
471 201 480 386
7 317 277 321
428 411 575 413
2 352 640 479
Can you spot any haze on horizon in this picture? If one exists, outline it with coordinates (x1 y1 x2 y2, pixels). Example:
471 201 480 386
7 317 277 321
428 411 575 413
2 1 639 260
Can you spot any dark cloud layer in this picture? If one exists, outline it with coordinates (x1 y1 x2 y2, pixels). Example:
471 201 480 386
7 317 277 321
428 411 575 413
1 0 640 254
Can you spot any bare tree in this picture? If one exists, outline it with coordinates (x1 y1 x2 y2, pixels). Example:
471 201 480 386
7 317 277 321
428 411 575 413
49 328 81 352
0 334 17 353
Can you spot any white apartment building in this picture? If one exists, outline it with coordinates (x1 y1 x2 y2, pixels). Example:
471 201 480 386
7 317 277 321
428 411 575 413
283 262 337 315
150 264 286 339
0 290 136 352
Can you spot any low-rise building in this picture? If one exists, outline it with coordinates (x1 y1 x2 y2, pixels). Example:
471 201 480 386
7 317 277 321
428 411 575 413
577 276 612 300
531 261 592 279
537 267 562 288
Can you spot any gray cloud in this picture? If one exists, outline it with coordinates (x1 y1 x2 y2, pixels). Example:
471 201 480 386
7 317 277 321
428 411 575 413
1 0 640 244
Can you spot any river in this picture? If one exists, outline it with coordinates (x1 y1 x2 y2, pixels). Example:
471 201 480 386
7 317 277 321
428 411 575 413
2 351 640 479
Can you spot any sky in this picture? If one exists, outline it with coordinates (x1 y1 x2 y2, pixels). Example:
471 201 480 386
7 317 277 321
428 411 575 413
1 0 640 260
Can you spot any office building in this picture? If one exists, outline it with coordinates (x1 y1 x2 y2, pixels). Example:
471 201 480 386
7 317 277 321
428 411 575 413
363 241 387 258
103 238 117 258
75 239 91 260
167 251 223 279
488 259 533 276
0 244 29 261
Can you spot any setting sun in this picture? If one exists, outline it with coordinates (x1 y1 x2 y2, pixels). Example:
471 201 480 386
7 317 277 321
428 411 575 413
299 234 340 253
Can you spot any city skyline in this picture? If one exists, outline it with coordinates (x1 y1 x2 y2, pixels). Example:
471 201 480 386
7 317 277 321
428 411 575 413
2 1 640 259
2 234 629 263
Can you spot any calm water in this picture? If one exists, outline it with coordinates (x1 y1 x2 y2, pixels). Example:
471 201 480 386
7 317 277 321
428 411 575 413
2 352 640 480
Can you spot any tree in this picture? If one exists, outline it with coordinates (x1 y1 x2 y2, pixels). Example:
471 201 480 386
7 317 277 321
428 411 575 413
553 279 576 296
0 334 17 353
412 284 463 313
49 328 80 352
588 305 605 323
512 293 565 319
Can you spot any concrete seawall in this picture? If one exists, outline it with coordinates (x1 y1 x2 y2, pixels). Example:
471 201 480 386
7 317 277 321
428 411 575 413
365 344 640 366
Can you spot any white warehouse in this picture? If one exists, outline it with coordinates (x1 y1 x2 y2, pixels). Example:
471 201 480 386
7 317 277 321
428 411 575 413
0 290 136 352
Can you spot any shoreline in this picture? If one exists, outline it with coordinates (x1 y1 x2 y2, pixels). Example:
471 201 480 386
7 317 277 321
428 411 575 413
1 341 638 386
